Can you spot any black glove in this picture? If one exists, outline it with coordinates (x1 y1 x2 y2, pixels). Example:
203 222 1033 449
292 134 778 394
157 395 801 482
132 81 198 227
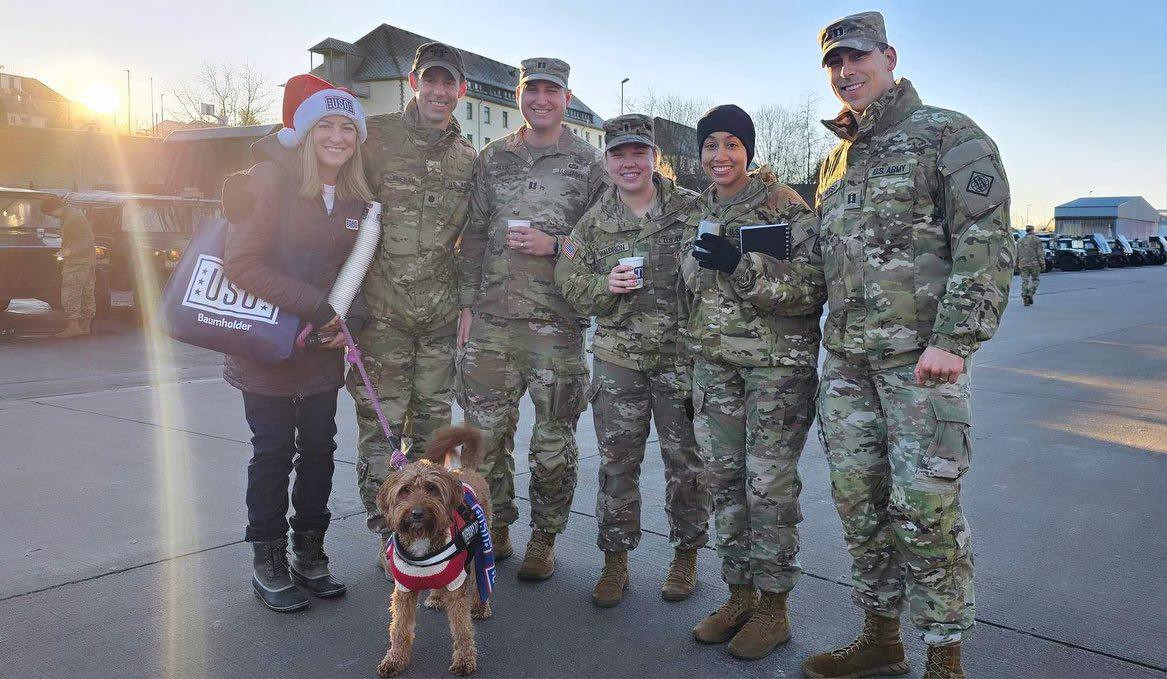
692 233 741 274
309 300 338 329
221 172 256 222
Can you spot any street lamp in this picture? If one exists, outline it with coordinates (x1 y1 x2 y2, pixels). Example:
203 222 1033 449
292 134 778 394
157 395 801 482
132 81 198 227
1026 203 1031 226
620 77 630 115
124 69 131 135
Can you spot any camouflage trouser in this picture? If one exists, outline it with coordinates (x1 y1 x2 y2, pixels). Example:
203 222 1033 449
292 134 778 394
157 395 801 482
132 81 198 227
347 321 456 534
693 357 817 594
457 313 588 533
817 352 975 645
61 261 95 321
1020 265 1041 299
591 357 710 552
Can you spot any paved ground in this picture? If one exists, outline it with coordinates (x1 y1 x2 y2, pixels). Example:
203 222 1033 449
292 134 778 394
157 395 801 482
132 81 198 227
1 266 1165 678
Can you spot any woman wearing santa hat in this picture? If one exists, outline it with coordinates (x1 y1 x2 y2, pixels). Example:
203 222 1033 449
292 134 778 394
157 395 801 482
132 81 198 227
220 74 372 612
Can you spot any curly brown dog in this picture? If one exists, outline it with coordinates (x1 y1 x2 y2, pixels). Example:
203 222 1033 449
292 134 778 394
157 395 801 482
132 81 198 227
375 424 493 677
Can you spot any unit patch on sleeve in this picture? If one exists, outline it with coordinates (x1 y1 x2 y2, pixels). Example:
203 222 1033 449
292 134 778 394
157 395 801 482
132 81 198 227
966 171 994 197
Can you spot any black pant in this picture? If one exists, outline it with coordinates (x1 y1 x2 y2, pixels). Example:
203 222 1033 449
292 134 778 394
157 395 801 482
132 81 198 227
242 390 339 542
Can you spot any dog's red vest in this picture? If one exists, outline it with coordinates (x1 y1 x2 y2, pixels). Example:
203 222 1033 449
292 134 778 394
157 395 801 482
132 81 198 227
387 510 470 592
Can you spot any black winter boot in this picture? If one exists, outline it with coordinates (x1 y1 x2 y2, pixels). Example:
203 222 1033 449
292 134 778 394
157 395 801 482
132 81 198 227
252 538 310 612
290 530 347 598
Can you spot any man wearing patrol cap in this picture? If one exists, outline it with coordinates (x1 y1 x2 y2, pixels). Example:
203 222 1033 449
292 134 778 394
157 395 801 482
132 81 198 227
556 114 710 607
803 11 1014 679
458 56 604 581
347 41 477 577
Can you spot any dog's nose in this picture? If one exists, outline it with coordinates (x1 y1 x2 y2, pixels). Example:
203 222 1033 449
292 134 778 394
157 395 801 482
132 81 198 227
410 507 425 521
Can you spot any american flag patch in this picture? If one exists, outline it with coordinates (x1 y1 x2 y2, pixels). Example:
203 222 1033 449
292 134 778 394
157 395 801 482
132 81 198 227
345 218 359 231
562 237 577 259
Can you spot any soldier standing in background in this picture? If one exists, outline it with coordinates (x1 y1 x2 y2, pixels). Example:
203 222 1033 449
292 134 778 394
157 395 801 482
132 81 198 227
803 12 1014 679
347 42 476 575
39 196 95 338
555 114 710 607
457 57 604 581
681 105 826 661
1017 225 1044 306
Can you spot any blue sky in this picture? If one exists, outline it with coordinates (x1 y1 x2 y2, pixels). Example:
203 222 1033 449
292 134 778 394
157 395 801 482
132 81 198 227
4 0 1166 225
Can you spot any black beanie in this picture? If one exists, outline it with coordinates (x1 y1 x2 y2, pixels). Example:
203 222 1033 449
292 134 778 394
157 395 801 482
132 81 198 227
697 104 755 166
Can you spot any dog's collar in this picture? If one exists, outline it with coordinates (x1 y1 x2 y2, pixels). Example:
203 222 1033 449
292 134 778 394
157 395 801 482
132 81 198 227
389 498 480 568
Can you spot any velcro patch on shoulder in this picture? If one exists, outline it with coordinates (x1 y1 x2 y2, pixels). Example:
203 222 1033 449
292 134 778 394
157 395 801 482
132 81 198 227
940 139 1007 217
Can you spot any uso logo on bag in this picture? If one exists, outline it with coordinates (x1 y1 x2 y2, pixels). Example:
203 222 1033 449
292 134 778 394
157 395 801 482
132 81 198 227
182 254 280 327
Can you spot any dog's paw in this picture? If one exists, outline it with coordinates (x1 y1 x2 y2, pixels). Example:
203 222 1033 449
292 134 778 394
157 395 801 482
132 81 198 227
449 654 477 676
424 593 446 610
471 602 492 620
378 655 408 677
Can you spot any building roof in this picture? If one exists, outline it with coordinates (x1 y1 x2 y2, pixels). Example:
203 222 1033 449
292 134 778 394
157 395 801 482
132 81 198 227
1055 195 1159 222
310 24 602 127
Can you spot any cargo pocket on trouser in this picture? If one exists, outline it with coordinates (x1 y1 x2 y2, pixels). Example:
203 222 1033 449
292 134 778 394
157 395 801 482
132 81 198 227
551 373 589 419
915 396 972 490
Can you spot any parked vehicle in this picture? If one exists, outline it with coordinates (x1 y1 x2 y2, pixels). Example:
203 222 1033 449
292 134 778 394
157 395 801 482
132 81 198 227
1037 234 1056 272
1109 236 1143 267
53 191 222 311
1144 235 1167 264
1076 233 1124 268
0 187 112 315
1050 237 1090 271
1119 235 1157 266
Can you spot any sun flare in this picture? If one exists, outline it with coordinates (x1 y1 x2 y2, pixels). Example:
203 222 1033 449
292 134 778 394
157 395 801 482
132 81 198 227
81 82 118 114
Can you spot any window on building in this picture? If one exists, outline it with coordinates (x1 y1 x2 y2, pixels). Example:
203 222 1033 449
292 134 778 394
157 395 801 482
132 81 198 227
484 106 491 124
466 133 473 145
485 137 491 145
502 110 509 127
585 131 591 142
466 102 473 120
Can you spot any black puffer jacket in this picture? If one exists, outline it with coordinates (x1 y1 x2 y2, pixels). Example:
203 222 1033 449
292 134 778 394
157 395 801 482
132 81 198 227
221 134 366 397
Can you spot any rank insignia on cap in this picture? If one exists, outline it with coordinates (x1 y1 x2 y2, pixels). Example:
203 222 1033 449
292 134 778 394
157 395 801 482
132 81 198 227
345 218 359 230
966 171 994 197
562 237 577 259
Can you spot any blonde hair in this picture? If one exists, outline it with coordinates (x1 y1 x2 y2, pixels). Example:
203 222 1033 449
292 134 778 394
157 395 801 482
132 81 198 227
298 133 373 203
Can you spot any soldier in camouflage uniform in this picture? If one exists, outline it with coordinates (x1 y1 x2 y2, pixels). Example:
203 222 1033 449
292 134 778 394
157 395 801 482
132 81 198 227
347 43 476 570
457 57 605 580
802 13 1014 679
1017 225 1044 306
555 114 710 607
680 105 826 660
40 196 95 338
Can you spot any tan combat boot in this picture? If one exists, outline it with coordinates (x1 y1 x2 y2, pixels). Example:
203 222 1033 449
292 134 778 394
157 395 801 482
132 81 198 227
516 530 555 581
591 551 629 607
727 590 790 659
692 584 757 643
492 525 513 561
54 320 84 338
802 612 910 678
80 319 92 335
923 643 965 679
661 548 698 601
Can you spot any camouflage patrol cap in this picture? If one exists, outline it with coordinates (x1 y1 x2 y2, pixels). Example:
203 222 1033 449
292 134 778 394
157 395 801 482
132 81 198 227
603 114 655 151
412 42 466 82
519 57 570 89
819 11 888 65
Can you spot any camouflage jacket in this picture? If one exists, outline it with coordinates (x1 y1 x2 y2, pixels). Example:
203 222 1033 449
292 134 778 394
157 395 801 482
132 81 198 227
59 206 95 264
359 100 476 334
555 174 699 371
816 79 1014 369
458 124 604 323
1017 234 1044 268
680 174 826 369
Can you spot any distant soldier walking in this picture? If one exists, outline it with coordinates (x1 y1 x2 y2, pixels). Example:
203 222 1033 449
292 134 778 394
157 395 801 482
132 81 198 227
803 12 1014 679
40 196 95 338
1017 225 1044 306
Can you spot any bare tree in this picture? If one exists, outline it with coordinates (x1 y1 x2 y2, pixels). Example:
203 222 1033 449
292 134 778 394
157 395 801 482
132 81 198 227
755 92 835 186
169 62 275 126
630 88 711 129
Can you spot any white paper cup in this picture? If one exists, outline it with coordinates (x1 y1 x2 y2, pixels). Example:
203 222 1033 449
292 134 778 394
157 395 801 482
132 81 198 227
695 220 721 254
619 256 645 289
507 219 531 230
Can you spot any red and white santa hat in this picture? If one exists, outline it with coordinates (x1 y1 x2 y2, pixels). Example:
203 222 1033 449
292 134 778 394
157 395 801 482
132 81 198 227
276 74 367 149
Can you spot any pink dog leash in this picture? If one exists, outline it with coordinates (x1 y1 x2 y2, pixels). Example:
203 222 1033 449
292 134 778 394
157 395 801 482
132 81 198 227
298 320 408 470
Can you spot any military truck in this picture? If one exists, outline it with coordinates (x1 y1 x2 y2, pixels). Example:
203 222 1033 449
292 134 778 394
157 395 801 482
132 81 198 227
1051 236 1097 271
0 187 113 316
1143 235 1167 264
1108 236 1142 267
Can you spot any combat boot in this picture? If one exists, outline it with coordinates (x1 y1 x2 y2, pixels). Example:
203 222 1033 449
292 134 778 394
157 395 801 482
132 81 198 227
79 319 92 335
660 548 698 601
251 537 310 613
592 551 629 607
517 530 556 581
923 643 965 679
802 611 910 678
289 530 346 598
727 590 790 659
54 320 84 338
1023 295 1033 306
692 584 757 643
493 525 513 561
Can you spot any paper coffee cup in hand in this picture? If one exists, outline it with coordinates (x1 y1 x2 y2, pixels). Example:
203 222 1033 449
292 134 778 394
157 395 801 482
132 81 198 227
695 220 721 254
507 219 531 230
619 256 645 289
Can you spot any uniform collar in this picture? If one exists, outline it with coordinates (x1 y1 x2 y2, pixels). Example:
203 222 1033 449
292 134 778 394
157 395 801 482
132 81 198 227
503 123 576 157
822 78 922 143
404 99 463 148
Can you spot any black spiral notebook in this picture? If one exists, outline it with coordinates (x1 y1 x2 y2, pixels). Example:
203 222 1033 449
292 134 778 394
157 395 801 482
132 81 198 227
739 223 792 261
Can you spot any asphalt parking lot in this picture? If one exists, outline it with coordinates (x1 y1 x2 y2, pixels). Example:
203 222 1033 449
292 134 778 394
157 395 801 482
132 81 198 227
1 266 1164 678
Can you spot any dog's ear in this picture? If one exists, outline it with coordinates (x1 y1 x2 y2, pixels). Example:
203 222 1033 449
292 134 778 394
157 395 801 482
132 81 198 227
376 470 404 518
441 472 464 514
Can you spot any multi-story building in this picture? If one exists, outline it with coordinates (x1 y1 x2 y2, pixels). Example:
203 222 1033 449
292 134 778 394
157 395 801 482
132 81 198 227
307 24 605 152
